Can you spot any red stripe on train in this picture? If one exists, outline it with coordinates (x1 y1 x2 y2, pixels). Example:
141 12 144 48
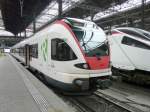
85 56 109 70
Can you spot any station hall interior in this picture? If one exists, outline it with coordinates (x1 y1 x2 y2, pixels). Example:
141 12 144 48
0 0 150 112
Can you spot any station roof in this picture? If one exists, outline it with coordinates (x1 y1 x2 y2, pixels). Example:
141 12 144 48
0 0 150 38
0 0 128 36
0 0 51 35
95 0 150 31
62 0 127 18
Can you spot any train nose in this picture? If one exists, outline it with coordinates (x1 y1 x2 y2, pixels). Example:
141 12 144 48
96 78 112 89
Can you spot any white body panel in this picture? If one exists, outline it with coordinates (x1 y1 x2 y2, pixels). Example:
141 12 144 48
108 28 150 72
109 34 136 70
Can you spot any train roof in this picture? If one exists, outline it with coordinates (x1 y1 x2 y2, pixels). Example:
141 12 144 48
12 18 105 49
65 17 93 24
112 27 150 41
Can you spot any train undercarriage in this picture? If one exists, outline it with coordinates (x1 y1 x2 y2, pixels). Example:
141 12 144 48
112 67 150 85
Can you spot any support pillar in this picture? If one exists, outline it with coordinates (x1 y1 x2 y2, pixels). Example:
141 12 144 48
24 29 27 38
141 0 145 29
33 17 36 33
57 0 62 19
91 14 94 22
128 18 133 27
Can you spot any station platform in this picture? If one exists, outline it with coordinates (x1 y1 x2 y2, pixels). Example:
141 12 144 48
0 54 75 112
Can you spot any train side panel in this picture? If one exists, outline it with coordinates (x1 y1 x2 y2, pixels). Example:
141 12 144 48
108 34 135 70
120 38 150 72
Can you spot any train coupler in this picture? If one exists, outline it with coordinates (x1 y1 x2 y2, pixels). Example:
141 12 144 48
74 79 89 90
96 79 112 89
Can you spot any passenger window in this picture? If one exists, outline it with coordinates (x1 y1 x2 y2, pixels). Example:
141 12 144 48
16 48 19 53
19 47 24 56
122 36 150 50
51 39 77 61
30 44 38 58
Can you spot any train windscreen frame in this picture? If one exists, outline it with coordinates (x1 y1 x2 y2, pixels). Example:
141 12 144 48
72 27 109 57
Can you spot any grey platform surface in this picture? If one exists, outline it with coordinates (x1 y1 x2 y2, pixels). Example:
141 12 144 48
0 55 76 112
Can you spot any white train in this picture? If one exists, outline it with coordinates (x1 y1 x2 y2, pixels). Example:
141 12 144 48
11 18 112 93
108 27 150 84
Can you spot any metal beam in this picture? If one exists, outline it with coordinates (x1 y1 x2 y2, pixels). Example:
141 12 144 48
24 29 27 38
0 36 25 39
57 0 62 19
33 13 36 33
141 0 146 29
96 7 150 25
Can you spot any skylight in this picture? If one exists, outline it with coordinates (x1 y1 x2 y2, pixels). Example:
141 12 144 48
24 0 150 37
26 0 82 34
92 0 150 20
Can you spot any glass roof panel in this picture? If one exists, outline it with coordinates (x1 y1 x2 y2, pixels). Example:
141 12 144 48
92 0 150 20
26 0 81 34
24 0 150 37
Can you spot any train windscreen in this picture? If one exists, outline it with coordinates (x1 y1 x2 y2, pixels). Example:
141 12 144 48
72 27 109 57
63 18 85 27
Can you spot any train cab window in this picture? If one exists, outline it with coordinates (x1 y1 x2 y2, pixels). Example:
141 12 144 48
31 44 38 58
122 36 150 50
65 18 85 27
51 39 77 61
72 29 84 41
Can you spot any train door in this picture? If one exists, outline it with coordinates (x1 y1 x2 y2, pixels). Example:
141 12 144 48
50 38 57 76
25 44 31 66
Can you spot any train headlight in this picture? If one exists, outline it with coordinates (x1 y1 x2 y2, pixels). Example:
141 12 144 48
83 63 89 69
74 63 90 69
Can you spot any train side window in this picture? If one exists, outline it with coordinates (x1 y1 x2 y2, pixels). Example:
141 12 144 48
51 38 77 61
19 47 24 56
31 44 38 58
122 36 150 50
16 48 19 53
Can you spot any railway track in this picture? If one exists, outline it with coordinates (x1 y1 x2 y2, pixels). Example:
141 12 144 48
95 90 149 112
62 89 150 112
62 93 132 112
